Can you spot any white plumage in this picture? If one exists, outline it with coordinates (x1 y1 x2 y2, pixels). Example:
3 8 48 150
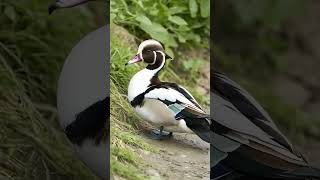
127 40 210 139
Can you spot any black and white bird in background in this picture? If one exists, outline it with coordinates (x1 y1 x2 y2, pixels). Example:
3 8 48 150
49 0 92 14
49 0 109 179
127 39 211 142
211 71 320 180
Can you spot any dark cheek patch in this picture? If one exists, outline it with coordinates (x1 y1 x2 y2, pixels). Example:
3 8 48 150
142 51 155 64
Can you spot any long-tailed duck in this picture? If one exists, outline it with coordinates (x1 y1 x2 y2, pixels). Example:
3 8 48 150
211 71 320 179
127 39 211 142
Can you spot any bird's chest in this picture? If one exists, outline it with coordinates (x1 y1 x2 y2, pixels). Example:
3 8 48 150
134 99 177 126
127 70 153 102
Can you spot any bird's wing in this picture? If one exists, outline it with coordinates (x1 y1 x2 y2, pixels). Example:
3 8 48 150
65 96 109 145
142 83 211 142
143 83 208 118
212 71 296 152
211 72 308 179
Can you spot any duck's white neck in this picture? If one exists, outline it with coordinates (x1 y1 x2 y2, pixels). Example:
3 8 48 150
128 56 165 102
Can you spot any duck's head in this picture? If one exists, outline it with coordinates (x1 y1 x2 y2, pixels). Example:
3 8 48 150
49 0 91 14
126 40 171 69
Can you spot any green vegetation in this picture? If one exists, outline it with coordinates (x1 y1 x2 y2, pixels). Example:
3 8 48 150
110 25 154 179
110 2 210 178
110 0 210 57
2 0 316 179
0 1 102 179
110 23 209 179
0 0 209 179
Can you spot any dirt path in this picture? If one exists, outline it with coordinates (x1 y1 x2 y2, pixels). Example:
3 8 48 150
136 132 210 180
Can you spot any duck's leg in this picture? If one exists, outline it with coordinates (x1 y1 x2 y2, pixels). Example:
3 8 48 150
150 126 173 140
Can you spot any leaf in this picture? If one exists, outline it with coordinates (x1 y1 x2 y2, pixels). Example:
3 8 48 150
189 0 198 18
165 47 174 59
135 15 152 25
178 26 191 32
178 34 186 43
169 6 187 15
168 16 188 26
186 33 201 43
139 22 171 45
166 34 178 47
4 6 16 22
200 0 210 18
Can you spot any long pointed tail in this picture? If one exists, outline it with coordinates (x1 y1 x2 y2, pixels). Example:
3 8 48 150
283 166 320 179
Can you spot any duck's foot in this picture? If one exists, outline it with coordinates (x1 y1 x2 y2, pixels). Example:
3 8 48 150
150 128 173 140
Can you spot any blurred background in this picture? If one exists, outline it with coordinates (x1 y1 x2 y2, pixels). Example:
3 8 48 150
0 0 104 179
213 0 320 167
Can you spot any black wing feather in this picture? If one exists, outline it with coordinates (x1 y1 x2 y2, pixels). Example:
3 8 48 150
212 71 293 152
65 96 109 145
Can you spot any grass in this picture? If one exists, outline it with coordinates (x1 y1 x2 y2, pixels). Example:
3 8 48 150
110 25 155 179
0 1 209 179
0 1 103 179
110 23 209 179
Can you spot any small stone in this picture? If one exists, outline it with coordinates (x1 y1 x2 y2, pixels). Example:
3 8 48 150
146 169 161 180
167 151 174 156
143 150 150 155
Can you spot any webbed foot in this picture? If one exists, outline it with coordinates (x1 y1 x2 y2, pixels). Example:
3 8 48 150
150 127 173 140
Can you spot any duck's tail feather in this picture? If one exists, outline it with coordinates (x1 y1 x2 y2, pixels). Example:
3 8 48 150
211 164 236 180
282 166 320 179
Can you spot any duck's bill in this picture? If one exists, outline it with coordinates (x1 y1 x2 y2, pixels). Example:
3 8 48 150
48 0 89 14
125 55 142 65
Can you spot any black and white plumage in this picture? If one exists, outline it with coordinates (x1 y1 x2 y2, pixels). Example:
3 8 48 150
57 26 109 180
65 96 109 145
50 1 109 178
127 40 211 142
211 71 320 180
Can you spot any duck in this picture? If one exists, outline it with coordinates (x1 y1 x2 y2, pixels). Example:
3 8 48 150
211 71 320 180
127 39 211 142
49 0 92 14
49 0 109 179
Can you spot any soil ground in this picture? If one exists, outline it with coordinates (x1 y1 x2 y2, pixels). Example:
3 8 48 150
137 131 210 180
